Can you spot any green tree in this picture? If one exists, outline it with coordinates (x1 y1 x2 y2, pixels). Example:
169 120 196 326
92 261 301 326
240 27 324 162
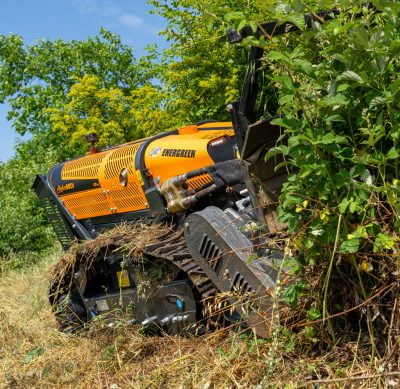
149 0 259 123
0 147 56 257
0 29 148 159
47 75 137 154
47 75 178 155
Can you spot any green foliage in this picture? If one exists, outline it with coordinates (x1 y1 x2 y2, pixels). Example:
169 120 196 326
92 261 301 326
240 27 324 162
264 1 400 257
149 0 254 122
0 150 56 256
0 29 147 160
247 0 400 348
47 75 138 154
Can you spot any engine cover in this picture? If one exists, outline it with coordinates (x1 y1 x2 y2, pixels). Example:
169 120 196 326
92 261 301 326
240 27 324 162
184 206 280 337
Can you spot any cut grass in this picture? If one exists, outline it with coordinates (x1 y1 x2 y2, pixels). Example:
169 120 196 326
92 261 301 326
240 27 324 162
0 251 396 388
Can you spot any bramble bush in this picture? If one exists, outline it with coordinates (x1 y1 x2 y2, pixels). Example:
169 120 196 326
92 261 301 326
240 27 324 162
238 0 400 355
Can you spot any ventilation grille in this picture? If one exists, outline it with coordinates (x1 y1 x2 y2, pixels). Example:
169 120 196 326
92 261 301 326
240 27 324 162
62 192 107 207
110 183 146 210
187 174 213 190
231 271 253 294
62 153 106 180
104 143 140 179
199 234 221 271
62 190 110 219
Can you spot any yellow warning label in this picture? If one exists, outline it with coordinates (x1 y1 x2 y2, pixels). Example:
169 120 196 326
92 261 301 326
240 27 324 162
117 270 131 288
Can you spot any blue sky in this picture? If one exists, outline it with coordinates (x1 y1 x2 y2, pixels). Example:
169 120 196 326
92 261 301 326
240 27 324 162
0 0 168 162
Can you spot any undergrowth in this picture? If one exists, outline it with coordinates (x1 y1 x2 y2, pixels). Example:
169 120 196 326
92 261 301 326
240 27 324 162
0 251 398 388
228 0 400 369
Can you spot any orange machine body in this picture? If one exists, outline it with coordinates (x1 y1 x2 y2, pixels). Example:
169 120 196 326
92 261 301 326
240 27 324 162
48 122 235 220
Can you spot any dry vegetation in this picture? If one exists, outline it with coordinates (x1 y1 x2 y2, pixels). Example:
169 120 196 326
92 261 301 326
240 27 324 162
48 222 173 302
1 250 399 388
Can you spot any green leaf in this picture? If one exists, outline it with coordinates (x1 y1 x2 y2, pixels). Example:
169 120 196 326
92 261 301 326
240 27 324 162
361 169 373 186
23 347 44 364
316 133 347 145
248 20 258 33
311 20 322 31
265 146 284 161
293 58 313 75
340 238 360 254
237 19 249 32
325 114 345 124
271 116 303 131
338 198 350 214
349 200 359 213
267 50 287 61
273 74 294 90
341 70 363 83
387 148 399 160
283 281 306 308
374 233 395 253
369 96 386 109
282 13 305 31
307 307 321 320
304 239 314 249
322 94 349 108
336 83 350 92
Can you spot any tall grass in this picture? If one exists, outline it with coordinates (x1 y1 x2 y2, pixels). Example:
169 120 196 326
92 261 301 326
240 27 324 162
1 251 395 388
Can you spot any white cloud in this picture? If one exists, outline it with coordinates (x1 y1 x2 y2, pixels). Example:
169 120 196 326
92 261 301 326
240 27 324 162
118 13 143 29
72 0 121 17
70 1 144 30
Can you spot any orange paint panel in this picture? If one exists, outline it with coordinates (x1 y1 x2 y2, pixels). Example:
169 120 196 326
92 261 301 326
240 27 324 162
197 122 233 129
61 189 110 219
144 124 234 187
61 151 108 180
59 122 234 220
61 142 147 219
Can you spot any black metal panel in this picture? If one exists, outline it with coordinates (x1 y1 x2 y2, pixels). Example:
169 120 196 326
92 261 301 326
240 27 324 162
48 163 100 196
184 206 277 293
33 174 93 247
144 187 167 215
184 206 280 336
207 136 237 163
230 46 264 153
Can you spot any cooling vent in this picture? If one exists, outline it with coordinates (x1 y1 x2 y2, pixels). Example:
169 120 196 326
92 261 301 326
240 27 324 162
110 183 145 210
104 144 140 179
187 174 213 190
33 176 75 249
60 142 147 219
62 153 106 180
103 143 146 212
199 234 221 271
231 271 253 294
62 190 110 219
